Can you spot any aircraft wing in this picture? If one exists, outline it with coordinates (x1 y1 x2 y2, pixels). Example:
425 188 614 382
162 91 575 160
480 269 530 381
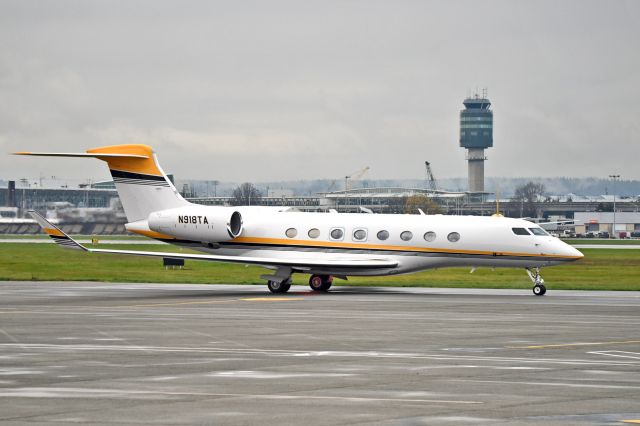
28 211 398 271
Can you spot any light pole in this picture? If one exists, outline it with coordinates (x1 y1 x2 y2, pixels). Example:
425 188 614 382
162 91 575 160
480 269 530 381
609 174 620 239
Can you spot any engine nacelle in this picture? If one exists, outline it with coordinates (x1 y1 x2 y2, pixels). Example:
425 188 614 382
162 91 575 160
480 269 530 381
148 206 243 242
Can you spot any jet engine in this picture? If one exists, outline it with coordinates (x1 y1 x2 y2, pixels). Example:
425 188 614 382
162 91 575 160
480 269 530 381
148 206 243 242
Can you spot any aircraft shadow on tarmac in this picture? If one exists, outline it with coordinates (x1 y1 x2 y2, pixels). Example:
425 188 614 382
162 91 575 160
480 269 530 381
11 284 512 306
2 283 528 306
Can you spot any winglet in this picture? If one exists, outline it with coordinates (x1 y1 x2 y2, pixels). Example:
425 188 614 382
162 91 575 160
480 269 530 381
28 210 88 251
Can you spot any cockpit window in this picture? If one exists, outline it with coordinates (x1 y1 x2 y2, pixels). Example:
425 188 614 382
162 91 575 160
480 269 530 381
529 227 548 236
512 228 531 236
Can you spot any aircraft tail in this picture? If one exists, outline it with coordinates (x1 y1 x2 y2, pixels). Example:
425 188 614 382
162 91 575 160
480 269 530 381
15 144 189 222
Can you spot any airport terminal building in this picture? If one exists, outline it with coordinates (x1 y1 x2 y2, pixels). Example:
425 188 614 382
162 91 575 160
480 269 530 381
574 211 640 238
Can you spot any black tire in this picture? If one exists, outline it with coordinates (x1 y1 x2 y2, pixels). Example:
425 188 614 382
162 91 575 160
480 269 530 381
268 280 290 294
309 275 325 291
309 275 332 292
533 284 546 296
321 275 333 291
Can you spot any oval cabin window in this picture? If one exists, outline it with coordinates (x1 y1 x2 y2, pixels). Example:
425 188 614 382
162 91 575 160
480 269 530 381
308 228 320 239
400 231 413 241
447 232 460 242
424 231 436 242
330 228 344 240
285 228 298 238
377 230 389 241
353 229 367 241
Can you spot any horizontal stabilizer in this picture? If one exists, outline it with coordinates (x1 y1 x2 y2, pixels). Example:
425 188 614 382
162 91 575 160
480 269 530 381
28 210 88 251
14 152 148 159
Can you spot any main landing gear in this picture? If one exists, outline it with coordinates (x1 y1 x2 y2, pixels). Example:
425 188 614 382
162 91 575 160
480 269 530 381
309 274 333 292
267 279 291 294
526 267 546 296
262 267 335 294
262 267 293 294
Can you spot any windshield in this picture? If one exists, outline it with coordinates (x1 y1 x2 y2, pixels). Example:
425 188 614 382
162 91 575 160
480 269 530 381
529 227 548 236
512 227 531 236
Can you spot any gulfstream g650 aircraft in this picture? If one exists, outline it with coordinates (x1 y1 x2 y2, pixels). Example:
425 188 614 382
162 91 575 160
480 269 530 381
16 144 583 295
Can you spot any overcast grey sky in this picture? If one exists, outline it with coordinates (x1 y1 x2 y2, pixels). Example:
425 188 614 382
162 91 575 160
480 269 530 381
1 0 638 183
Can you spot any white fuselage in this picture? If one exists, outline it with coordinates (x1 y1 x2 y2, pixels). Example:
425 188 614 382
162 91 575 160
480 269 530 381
136 205 583 277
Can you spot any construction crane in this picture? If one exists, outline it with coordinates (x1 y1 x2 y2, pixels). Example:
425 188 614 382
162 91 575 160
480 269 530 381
345 166 370 191
424 161 438 191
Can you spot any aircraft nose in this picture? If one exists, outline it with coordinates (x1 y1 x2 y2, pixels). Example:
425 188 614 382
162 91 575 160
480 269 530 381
561 241 584 260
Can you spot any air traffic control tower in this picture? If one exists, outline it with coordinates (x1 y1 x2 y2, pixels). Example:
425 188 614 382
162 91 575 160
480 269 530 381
460 94 493 192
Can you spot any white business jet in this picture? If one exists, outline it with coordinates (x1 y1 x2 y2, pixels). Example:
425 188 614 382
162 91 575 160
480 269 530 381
16 144 583 296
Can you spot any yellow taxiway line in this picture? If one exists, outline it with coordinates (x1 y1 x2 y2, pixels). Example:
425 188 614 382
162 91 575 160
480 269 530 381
0 296 306 312
240 297 304 302
115 297 305 308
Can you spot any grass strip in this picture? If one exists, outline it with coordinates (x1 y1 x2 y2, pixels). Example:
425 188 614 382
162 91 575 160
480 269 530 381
1 243 639 291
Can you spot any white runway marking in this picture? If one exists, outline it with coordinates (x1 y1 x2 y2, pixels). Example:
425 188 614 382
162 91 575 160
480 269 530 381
208 370 356 379
589 351 640 360
0 387 484 405
0 369 45 376
456 379 640 390
1 343 639 366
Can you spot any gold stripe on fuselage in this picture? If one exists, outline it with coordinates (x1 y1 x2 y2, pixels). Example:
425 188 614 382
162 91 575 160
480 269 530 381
129 232 580 261
208 236 580 260
229 236 579 259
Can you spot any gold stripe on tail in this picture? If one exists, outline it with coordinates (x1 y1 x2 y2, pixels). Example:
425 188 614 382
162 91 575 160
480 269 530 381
86 144 162 176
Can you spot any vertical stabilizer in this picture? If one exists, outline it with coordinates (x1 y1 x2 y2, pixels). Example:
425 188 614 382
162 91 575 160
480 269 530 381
85 144 189 222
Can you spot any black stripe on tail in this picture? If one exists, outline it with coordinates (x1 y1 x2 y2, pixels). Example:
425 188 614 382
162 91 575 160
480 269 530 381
110 170 170 187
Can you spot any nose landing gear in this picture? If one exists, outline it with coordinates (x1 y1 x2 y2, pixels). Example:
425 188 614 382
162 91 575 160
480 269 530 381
526 267 546 296
309 274 333 292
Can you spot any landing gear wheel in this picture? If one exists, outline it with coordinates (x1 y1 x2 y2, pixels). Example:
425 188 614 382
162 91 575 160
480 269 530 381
309 274 333 292
526 267 547 296
533 284 546 296
268 280 291 294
